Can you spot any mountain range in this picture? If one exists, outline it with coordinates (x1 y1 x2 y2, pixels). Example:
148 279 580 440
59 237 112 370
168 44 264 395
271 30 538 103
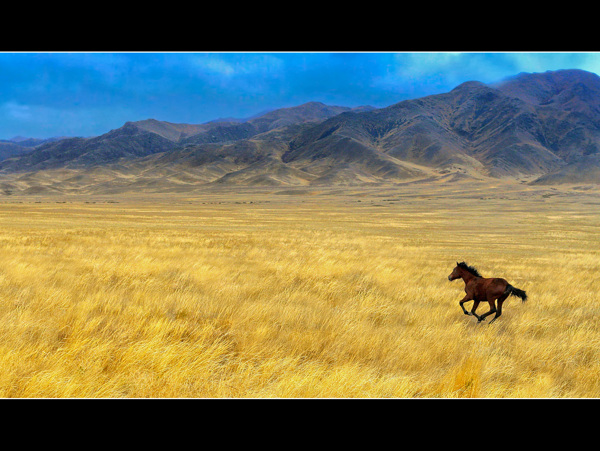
1 69 600 195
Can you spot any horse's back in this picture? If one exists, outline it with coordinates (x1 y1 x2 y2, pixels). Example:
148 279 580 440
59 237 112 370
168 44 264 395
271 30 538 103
470 277 508 301
486 277 509 298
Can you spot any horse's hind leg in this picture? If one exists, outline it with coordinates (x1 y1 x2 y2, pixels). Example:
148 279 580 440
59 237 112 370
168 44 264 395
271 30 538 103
489 294 508 324
477 300 497 323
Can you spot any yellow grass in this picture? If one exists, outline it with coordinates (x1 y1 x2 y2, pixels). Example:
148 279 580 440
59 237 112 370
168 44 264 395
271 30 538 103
0 181 599 397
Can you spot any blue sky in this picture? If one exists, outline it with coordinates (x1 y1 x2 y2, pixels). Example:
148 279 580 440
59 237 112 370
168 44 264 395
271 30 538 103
1 52 600 139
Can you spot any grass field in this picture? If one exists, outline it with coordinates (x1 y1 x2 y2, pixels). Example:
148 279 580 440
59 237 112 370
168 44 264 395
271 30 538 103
0 180 599 398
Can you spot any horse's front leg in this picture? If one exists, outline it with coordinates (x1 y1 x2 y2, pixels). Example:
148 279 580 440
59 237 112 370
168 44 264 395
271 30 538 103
470 300 481 320
459 295 472 315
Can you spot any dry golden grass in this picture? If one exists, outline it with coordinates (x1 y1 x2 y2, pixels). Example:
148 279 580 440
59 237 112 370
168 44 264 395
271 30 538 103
0 180 599 397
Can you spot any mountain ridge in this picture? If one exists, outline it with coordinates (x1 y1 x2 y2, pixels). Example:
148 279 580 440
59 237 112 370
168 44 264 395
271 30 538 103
0 101 364 173
1 69 600 194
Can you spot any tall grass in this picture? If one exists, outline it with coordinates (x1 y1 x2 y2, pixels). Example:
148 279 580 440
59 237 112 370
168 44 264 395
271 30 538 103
0 186 599 397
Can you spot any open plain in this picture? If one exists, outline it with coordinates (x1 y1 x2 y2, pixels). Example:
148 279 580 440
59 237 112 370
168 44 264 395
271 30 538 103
0 178 599 397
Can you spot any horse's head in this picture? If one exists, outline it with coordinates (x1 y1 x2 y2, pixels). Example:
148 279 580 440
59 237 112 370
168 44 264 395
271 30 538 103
448 262 461 281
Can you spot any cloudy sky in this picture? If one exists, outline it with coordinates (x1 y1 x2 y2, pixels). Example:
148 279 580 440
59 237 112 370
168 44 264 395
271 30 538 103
1 52 600 139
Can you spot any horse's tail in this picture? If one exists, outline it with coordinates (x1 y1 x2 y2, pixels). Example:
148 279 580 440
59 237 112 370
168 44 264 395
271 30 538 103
506 284 527 302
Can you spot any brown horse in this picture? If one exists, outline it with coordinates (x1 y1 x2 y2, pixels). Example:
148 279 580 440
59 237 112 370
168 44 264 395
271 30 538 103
448 262 527 324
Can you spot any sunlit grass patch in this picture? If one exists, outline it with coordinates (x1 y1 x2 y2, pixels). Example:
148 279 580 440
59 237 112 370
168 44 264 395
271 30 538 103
0 187 598 397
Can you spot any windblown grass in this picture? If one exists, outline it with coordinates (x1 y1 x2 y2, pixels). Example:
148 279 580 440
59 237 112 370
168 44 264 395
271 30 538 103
0 183 599 397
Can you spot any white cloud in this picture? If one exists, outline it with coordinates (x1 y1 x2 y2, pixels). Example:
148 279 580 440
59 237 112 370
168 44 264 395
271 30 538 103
395 52 465 78
498 52 600 77
190 53 285 78
370 53 472 96
0 101 135 138
194 56 236 76
2 101 33 120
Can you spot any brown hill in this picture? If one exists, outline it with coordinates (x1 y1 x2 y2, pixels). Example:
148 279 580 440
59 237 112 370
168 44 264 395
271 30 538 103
279 70 600 183
0 102 356 174
1 70 600 193
495 69 600 165
281 80 566 179
531 153 600 185
179 102 362 146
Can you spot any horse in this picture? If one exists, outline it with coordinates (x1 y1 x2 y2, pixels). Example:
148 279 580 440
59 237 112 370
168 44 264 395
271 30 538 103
448 262 527 324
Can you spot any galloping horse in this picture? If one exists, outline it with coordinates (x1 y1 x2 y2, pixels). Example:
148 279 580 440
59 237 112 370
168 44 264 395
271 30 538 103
448 262 527 324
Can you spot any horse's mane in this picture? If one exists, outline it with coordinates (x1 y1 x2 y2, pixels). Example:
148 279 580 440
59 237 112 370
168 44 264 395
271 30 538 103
458 261 482 277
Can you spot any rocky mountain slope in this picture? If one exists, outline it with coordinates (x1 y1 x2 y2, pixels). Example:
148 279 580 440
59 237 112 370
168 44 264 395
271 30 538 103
0 102 363 173
1 69 599 194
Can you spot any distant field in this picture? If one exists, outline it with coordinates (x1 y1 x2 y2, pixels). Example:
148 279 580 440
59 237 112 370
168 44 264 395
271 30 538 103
0 180 599 397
